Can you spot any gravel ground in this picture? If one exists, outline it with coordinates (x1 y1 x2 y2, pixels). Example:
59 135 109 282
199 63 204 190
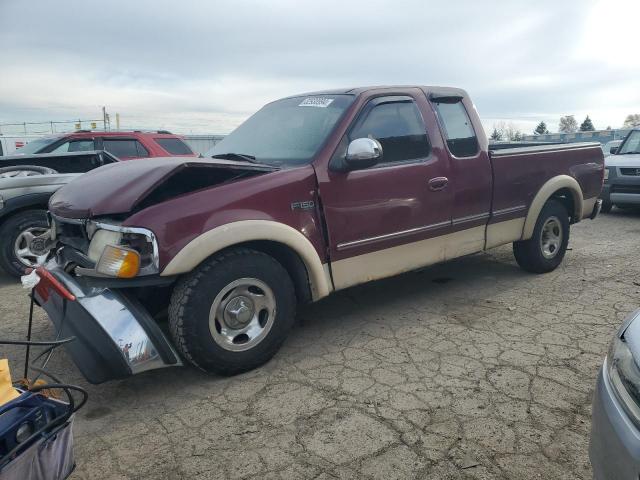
1 210 639 479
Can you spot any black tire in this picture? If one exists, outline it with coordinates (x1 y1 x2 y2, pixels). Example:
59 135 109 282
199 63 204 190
600 200 612 213
0 210 49 278
168 248 296 376
0 165 57 176
513 199 570 273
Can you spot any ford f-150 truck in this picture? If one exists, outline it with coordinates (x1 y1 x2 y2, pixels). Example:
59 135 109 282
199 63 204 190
33 86 604 383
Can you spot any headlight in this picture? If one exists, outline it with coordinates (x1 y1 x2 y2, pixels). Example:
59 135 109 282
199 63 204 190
607 311 640 427
604 168 609 181
86 221 158 277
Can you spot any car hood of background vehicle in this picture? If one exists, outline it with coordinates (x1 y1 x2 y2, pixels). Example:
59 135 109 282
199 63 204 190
605 153 640 168
49 157 277 219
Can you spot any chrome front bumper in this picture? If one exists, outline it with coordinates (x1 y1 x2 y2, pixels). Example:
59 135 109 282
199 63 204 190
33 261 182 384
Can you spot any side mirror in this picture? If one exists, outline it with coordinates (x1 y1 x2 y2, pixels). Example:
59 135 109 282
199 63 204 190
610 146 618 155
345 138 382 170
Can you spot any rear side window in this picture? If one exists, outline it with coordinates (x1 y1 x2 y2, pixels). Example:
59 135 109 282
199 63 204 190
154 138 193 155
50 139 95 153
433 100 479 157
102 139 149 158
350 100 430 164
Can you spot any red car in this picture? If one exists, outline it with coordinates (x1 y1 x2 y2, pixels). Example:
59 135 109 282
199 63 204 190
13 130 196 159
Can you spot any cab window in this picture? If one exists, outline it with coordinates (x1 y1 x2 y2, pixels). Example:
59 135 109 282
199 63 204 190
102 139 149 158
50 139 95 153
349 99 430 164
433 99 479 157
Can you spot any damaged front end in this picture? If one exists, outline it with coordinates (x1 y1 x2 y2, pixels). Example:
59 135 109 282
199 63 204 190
33 259 182 384
35 158 276 383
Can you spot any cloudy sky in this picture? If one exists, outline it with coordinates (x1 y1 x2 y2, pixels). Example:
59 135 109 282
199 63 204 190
1 0 638 136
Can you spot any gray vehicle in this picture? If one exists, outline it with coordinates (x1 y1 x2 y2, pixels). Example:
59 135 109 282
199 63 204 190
590 309 640 480
0 150 117 277
601 129 640 213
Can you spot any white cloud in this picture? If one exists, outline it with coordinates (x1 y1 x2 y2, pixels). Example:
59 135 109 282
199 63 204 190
1 0 638 134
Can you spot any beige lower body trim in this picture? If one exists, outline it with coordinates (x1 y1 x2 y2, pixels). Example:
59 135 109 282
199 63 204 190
581 196 598 219
331 226 485 291
161 220 332 301
522 175 583 240
485 217 525 249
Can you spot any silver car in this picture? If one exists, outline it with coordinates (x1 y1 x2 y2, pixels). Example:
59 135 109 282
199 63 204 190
590 309 640 479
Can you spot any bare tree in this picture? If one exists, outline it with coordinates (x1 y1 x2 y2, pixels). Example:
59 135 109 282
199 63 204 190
503 122 523 141
559 115 578 133
623 114 640 128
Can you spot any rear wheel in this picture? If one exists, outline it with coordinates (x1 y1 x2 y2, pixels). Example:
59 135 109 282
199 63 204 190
0 210 50 278
168 248 296 376
513 199 569 273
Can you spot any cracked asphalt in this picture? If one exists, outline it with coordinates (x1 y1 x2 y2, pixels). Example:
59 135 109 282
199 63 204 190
1 210 639 479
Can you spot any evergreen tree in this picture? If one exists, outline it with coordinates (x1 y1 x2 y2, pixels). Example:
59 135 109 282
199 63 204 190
490 128 503 141
579 115 595 131
534 121 549 135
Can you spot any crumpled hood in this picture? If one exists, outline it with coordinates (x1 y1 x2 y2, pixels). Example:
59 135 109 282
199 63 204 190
49 157 276 219
605 153 640 168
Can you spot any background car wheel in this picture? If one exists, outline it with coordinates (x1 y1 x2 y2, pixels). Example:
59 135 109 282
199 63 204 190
0 210 51 278
168 248 296 376
600 200 612 213
0 165 57 178
513 199 570 273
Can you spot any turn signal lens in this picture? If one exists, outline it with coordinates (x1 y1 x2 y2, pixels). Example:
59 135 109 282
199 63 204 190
96 245 140 278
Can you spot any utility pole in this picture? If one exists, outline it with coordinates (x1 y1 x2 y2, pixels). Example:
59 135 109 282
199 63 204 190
102 106 107 131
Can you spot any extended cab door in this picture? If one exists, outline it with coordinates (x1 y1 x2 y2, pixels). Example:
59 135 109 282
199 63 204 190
429 94 493 247
318 91 453 290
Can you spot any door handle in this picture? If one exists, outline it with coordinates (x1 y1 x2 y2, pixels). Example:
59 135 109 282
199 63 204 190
428 176 449 191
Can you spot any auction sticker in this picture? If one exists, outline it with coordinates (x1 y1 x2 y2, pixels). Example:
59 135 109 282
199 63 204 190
299 97 334 108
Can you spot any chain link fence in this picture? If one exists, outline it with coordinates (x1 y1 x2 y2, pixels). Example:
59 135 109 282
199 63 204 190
0 119 107 135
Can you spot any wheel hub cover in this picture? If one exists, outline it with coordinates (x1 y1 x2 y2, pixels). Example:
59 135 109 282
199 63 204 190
29 237 47 255
224 296 254 329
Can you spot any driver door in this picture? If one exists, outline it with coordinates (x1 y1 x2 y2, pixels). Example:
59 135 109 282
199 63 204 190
318 92 453 290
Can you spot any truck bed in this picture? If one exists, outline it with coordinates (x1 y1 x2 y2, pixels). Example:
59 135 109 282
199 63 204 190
489 142 604 221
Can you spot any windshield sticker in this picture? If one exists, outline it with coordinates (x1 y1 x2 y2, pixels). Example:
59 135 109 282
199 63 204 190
299 97 334 108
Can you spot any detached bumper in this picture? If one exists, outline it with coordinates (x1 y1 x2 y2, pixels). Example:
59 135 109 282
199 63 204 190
33 262 182 384
590 365 640 480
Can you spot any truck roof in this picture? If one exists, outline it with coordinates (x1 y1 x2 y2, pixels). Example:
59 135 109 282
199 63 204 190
285 85 468 98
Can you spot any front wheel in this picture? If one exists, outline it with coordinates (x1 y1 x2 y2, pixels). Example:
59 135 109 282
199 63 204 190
600 199 612 213
513 199 569 273
168 248 296 376
0 210 51 278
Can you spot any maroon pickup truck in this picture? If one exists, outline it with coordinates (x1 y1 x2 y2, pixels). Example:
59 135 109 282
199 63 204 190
35 86 604 383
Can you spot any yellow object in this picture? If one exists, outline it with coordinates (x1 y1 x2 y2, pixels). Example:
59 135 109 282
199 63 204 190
0 359 19 406
97 245 140 278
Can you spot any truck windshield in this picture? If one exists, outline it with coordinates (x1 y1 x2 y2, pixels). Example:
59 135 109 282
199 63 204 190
14 136 61 154
207 94 354 166
618 130 640 155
